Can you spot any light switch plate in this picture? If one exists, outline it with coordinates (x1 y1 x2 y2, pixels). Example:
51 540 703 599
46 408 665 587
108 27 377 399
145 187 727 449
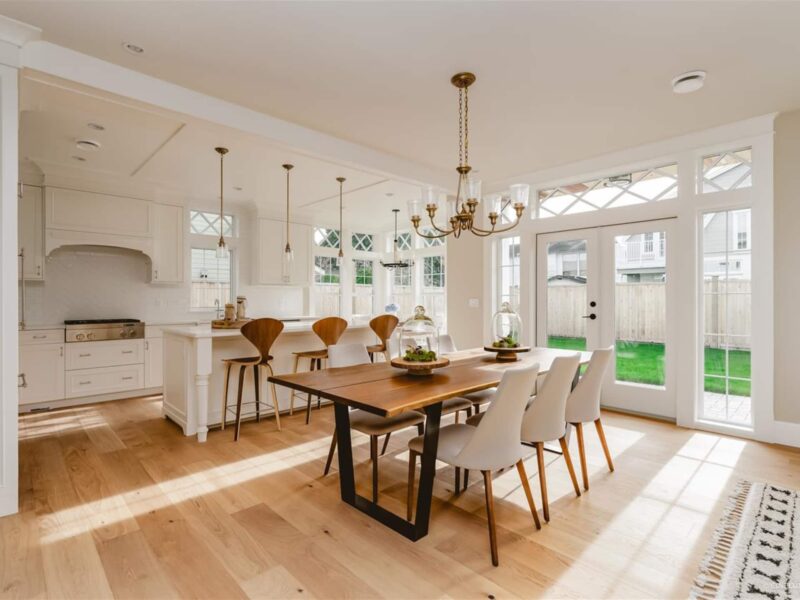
468 298 480 308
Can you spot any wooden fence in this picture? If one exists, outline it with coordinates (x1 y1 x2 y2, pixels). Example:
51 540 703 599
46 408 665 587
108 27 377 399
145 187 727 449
547 280 750 348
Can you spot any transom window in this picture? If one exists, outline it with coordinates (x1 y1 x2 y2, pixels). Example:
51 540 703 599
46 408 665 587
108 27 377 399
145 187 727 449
420 228 446 248
395 232 413 251
190 210 233 237
537 163 678 219
314 227 340 249
701 147 752 194
352 233 373 252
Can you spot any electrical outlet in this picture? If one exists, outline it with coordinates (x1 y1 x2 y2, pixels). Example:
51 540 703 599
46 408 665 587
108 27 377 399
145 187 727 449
468 298 480 308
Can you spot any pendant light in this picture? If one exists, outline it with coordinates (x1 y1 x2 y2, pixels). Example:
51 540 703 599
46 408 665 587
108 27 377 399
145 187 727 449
380 208 414 270
281 163 294 282
336 177 345 259
214 146 229 259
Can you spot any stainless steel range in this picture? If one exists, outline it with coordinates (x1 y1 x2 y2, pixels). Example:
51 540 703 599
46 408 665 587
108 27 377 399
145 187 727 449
65 319 145 342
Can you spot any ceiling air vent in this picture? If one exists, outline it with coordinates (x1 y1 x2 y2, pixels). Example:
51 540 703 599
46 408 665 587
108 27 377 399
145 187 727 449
75 139 102 152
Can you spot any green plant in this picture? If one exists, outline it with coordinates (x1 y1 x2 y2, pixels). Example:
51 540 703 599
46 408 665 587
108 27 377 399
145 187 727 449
403 345 437 362
491 334 519 349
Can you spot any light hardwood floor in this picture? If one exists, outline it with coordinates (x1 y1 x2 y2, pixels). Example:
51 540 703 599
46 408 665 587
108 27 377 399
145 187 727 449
2 396 799 599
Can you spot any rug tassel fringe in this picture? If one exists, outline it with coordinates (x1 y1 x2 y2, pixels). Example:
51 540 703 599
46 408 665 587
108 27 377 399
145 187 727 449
690 480 752 600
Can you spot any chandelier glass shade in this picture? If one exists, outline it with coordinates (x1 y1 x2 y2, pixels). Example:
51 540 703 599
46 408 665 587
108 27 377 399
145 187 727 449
214 147 229 259
407 72 530 239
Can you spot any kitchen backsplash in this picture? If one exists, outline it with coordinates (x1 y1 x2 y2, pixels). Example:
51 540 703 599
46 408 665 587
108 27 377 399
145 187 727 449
23 245 305 325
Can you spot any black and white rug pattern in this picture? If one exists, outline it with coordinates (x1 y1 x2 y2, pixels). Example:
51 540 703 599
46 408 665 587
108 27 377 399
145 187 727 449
692 480 800 599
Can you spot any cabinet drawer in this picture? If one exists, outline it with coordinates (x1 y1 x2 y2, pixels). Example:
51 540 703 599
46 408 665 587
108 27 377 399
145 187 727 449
20 329 65 345
66 364 144 398
66 339 144 370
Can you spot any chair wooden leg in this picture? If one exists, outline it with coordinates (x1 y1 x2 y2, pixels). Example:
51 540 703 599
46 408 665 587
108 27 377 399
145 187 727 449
290 354 300 415
316 359 322 410
381 432 391 456
535 442 549 522
369 352 374 363
324 428 337 475
220 362 232 431
574 422 589 491
482 470 499 566
234 365 246 441
253 365 261 423
464 469 469 492
515 459 541 530
559 436 581 497
595 418 615 473
265 363 281 432
455 467 461 494
406 450 417 521
305 358 315 425
370 435 379 503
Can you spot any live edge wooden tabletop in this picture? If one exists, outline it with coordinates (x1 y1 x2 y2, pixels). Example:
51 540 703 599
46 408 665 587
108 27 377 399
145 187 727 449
268 347 592 418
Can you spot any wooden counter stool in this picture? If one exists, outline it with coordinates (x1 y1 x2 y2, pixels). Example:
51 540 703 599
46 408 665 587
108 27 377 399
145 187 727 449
290 316 348 424
221 318 284 441
366 314 399 362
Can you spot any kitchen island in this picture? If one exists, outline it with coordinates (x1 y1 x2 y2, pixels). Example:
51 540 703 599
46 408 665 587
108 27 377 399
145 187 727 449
161 321 376 441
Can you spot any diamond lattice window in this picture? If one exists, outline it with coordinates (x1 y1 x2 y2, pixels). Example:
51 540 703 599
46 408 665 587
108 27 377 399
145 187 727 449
701 148 752 194
395 232 413 251
352 233 373 252
314 228 340 249
190 210 233 237
420 228 446 247
537 163 678 219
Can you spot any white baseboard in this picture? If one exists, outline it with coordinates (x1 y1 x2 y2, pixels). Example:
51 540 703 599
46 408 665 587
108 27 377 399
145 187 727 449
770 419 800 448
19 387 163 413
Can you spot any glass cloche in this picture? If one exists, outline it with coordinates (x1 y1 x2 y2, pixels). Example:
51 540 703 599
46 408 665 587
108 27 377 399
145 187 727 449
398 305 440 359
491 302 522 349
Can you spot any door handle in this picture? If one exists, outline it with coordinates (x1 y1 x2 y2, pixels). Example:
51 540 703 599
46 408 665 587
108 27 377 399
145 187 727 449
582 313 597 320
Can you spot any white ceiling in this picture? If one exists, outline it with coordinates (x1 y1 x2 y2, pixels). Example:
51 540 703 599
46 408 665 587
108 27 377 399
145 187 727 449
5 1 800 184
20 74 422 230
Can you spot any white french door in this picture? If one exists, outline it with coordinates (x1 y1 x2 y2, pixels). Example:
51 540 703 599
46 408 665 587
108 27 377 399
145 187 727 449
536 219 677 419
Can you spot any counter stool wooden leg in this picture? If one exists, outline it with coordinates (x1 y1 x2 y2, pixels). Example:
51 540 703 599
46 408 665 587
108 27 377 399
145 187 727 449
574 422 589 491
535 442 549 522
290 355 300 416
234 365 246 441
266 363 281 432
220 362 232 431
253 364 261 423
316 358 322 410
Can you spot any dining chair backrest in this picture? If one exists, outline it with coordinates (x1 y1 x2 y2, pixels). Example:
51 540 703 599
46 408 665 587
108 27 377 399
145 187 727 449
565 346 613 424
436 334 457 355
454 364 540 470
312 316 348 347
521 354 581 443
240 318 284 361
369 314 399 349
327 343 371 368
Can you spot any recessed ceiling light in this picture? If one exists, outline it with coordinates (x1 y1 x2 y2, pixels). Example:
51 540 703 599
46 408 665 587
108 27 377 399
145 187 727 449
75 139 101 152
71 155 86 162
672 70 706 94
233 186 243 191
87 122 105 131
122 42 145 55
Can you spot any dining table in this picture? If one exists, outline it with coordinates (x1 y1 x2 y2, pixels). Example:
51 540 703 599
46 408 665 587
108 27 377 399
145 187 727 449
268 346 592 542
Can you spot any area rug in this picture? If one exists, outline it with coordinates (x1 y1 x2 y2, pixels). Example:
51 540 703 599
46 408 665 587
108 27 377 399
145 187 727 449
692 480 800 599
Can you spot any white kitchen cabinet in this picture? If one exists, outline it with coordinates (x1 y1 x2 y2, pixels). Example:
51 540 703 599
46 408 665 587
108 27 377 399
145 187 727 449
19 343 65 405
152 203 184 284
255 218 310 285
66 364 144 399
144 337 163 388
46 187 152 237
66 339 144 370
18 184 44 281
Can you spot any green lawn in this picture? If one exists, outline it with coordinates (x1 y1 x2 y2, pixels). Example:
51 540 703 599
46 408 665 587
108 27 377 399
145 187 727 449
547 337 751 396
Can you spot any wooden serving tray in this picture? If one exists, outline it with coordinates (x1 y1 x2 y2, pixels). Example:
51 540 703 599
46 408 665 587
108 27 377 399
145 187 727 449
211 319 251 329
483 345 531 362
390 356 450 376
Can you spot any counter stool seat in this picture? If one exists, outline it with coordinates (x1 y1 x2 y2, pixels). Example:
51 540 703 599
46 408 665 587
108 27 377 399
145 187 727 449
293 348 328 360
221 319 284 441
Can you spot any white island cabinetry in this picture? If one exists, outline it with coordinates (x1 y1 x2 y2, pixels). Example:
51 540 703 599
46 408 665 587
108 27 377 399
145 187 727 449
162 322 374 441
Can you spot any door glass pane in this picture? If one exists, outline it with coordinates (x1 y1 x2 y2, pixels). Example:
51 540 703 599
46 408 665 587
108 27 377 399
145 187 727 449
546 240 587 351
613 231 666 387
701 209 752 425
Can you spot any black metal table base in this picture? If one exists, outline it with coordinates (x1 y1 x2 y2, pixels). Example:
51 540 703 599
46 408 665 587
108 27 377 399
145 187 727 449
333 402 442 542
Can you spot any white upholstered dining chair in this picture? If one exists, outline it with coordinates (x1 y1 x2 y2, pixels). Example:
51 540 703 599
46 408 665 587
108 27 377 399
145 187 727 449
406 364 542 566
323 343 425 503
519 353 583 523
565 346 615 490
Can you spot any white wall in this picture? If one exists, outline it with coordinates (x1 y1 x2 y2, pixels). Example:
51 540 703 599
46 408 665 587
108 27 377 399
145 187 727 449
446 233 484 349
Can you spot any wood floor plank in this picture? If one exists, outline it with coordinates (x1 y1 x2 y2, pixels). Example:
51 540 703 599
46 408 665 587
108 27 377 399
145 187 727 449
0 511 46 599
96 530 180 599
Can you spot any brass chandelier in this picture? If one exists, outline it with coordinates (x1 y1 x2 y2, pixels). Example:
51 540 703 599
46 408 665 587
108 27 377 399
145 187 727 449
408 72 530 239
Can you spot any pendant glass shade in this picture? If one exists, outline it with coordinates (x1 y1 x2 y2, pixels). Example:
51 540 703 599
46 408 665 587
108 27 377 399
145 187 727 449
509 183 530 207
216 239 228 259
486 193 502 216
407 197 422 220
281 246 294 282
466 177 482 202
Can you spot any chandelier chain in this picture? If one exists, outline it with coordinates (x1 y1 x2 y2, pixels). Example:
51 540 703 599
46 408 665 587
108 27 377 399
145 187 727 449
458 87 464 168
464 85 469 167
